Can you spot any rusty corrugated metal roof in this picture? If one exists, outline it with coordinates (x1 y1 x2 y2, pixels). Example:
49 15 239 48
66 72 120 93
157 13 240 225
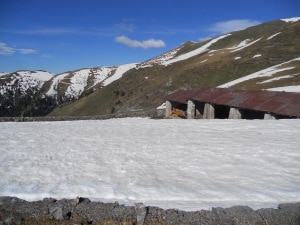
166 90 196 104
166 88 211 104
166 88 300 117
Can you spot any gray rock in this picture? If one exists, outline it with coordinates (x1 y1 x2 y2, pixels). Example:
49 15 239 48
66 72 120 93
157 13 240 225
144 206 166 223
215 205 264 225
0 217 13 225
1 196 300 224
212 207 233 224
42 197 57 203
135 202 147 225
49 206 64 220
75 201 135 223
257 202 300 225
76 197 91 204
164 208 218 225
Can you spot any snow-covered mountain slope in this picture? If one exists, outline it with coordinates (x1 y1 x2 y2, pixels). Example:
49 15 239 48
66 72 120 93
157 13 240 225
281 17 300 23
46 63 137 100
0 63 137 102
0 72 8 77
0 70 54 96
0 63 138 116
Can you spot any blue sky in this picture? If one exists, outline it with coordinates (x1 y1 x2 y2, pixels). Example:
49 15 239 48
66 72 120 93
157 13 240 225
0 0 299 74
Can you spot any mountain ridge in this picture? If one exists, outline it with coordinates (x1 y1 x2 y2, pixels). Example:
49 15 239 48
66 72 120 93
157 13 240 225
1 17 300 117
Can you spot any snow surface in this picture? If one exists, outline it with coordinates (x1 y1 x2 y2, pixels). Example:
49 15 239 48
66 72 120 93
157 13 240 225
227 39 251 50
230 38 262 52
281 17 300 23
46 64 136 99
0 71 54 96
138 47 181 68
102 63 137 86
89 66 116 88
219 57 300 90
258 74 299 84
65 69 91 98
0 72 9 77
162 34 231 66
253 54 261 58
267 32 281 40
0 118 299 211
46 72 70 96
22 70 54 82
268 85 300 93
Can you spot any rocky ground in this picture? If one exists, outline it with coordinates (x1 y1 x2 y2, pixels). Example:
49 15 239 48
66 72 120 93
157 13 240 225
0 197 299 225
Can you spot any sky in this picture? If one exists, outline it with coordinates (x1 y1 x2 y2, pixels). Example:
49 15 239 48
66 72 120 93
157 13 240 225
0 0 299 74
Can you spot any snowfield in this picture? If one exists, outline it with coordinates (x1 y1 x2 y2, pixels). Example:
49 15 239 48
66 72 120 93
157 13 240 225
0 118 299 211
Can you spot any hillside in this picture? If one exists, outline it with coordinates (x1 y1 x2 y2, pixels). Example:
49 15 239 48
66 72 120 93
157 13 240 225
49 18 300 117
0 64 137 116
1 17 300 117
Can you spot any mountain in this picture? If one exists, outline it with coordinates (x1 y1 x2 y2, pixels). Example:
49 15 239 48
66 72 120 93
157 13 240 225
0 64 136 116
1 17 300 117
0 70 55 116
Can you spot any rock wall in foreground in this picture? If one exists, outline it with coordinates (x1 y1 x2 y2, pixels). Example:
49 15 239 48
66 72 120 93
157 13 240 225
0 196 300 225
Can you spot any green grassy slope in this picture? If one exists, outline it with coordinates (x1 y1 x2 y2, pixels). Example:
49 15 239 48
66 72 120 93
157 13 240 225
49 19 300 116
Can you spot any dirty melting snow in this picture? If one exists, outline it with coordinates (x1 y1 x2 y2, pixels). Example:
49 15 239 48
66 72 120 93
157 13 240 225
0 118 299 211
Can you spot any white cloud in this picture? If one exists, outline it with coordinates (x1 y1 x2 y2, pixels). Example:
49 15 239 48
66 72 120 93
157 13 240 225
0 42 38 56
115 23 136 33
19 48 38 54
209 19 261 34
115 35 166 49
10 27 77 35
0 42 15 56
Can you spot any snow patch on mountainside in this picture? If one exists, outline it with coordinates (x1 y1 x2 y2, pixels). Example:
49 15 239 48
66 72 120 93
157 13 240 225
102 63 137 86
253 54 261 58
163 34 231 65
258 73 300 84
46 72 69 97
268 85 300 93
267 32 281 40
229 38 262 52
138 47 181 68
65 69 90 99
281 17 300 23
90 66 116 88
228 39 251 50
219 57 300 90
138 34 232 68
